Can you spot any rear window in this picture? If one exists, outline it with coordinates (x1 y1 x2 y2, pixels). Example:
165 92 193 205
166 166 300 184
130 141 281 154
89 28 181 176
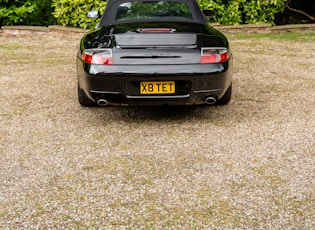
115 1 193 21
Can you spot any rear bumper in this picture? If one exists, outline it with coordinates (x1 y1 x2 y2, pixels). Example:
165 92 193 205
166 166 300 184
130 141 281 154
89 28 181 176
76 58 233 105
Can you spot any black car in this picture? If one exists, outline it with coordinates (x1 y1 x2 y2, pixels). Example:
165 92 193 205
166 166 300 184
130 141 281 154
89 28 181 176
76 0 233 106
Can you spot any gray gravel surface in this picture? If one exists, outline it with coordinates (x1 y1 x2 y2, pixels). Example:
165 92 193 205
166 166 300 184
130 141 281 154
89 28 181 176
0 32 314 229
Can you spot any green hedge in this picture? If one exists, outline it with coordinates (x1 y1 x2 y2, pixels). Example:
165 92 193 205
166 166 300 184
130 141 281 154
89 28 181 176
51 0 287 28
197 0 287 25
1 0 288 28
52 0 107 29
25 0 56 26
0 0 35 26
0 0 56 26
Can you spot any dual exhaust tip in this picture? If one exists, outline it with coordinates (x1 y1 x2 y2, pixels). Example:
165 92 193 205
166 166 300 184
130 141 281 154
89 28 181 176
97 97 216 106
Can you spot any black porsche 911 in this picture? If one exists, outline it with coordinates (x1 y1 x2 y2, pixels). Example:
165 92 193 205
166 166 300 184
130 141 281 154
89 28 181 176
76 0 233 106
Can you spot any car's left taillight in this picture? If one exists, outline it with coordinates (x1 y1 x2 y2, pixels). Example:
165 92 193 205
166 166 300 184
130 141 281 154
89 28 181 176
82 49 113 65
200 47 229 64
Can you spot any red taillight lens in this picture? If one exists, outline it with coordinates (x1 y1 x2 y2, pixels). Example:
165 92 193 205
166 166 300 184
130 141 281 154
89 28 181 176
82 49 113 65
82 53 93 63
200 48 229 64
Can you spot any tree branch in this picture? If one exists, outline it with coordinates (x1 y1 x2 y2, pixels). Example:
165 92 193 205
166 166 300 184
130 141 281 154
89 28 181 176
286 0 315 21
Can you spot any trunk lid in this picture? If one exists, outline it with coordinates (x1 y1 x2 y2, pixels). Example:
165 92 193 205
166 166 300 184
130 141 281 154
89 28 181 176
112 22 203 65
113 33 199 65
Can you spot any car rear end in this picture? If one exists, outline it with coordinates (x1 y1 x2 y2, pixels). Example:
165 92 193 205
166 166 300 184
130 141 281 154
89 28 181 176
77 24 232 106
76 0 232 106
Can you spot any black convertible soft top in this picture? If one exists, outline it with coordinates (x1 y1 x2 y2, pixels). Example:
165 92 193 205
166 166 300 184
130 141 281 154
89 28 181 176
99 0 208 26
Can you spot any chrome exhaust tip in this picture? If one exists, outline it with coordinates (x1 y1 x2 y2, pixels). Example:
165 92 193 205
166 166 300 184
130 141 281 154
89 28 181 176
97 99 108 106
205 96 216 105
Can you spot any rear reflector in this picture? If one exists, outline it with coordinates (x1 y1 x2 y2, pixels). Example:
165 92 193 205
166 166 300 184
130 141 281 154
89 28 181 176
200 48 229 64
82 49 113 65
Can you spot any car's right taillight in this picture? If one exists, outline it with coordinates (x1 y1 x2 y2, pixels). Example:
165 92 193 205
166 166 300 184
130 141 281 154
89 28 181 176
82 49 113 65
200 47 229 64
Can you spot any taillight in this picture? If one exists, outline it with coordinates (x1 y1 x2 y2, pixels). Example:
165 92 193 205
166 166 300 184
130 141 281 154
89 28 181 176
200 48 229 64
82 49 113 65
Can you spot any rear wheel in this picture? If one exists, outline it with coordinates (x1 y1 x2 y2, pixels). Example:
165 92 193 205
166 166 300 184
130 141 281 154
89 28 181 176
215 84 232 105
77 84 96 107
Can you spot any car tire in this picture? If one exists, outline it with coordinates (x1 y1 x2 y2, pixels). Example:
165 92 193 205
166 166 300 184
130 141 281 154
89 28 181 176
215 84 232 105
77 84 96 107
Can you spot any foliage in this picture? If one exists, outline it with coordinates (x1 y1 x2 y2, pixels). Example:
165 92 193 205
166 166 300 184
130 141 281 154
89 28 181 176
50 0 287 28
243 0 287 24
2 0 308 27
24 0 56 26
197 0 288 25
0 0 56 26
0 0 36 26
52 0 107 29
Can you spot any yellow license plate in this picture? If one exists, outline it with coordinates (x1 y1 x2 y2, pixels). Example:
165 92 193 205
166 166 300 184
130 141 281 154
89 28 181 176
140 81 175 94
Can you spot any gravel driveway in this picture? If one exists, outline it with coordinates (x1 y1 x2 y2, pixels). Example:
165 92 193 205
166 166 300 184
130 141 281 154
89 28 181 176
0 31 314 229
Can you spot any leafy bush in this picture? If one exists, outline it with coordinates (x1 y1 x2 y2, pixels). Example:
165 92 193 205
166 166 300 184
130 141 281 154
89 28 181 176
0 0 36 26
0 0 56 26
24 0 56 26
52 0 107 29
1 0 289 28
243 0 286 24
51 0 287 28
197 0 287 25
